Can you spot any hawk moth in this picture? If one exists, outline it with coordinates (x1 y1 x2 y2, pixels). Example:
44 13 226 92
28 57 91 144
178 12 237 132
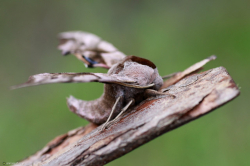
12 31 175 130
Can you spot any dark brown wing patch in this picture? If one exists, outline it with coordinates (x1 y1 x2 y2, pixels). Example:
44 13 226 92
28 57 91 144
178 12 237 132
126 56 156 69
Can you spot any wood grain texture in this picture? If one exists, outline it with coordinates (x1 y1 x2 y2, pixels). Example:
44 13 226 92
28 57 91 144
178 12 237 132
15 66 240 166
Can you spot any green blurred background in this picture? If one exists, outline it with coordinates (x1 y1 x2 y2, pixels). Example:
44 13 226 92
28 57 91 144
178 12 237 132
0 0 249 165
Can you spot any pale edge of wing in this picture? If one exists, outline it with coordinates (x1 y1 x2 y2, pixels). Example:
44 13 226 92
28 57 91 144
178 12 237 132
11 72 136 89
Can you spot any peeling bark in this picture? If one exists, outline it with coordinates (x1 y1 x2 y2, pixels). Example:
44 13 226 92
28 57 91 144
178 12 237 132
15 66 240 166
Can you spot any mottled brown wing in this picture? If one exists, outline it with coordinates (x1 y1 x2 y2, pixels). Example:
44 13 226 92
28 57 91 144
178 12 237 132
58 31 126 68
11 72 136 89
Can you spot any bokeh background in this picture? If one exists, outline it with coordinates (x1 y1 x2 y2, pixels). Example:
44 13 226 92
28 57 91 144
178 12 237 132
1 1 249 165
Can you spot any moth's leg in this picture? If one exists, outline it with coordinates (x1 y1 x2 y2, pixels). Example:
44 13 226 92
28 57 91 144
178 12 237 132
144 89 176 98
102 98 135 130
162 72 180 79
101 96 121 131
160 85 175 93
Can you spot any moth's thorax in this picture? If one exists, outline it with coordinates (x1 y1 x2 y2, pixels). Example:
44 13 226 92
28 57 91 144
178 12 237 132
108 56 163 90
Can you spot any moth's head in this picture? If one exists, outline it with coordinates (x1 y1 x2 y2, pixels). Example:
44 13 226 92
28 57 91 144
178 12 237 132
109 56 163 90
58 31 125 69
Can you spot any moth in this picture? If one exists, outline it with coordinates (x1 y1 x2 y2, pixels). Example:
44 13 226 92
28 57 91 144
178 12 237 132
12 31 174 130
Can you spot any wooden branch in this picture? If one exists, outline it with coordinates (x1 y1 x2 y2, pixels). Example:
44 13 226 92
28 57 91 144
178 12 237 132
15 66 240 166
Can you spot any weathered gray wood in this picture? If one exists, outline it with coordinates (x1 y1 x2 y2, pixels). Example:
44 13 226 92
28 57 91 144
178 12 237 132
15 66 240 166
